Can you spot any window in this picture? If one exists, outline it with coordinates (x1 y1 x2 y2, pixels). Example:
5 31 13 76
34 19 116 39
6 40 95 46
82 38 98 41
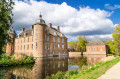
11 46 12 51
94 58 96 61
62 38 64 43
89 48 90 52
32 37 33 42
36 42 37 49
21 45 22 50
32 44 33 49
58 37 60 42
36 26 38 31
47 43 49 49
24 38 25 42
28 37 29 42
27 45 29 50
89 58 91 61
53 37 55 42
53 44 55 49
45 34 46 40
94 48 95 52
62 45 64 50
24 45 25 49
47 36 49 42
58 44 60 49
36 33 38 40
101 47 102 53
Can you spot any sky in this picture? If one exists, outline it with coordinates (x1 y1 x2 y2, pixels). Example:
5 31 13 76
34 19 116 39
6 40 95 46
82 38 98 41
12 0 120 41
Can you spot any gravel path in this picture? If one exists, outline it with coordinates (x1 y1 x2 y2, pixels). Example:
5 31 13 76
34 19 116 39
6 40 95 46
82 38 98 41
98 62 120 79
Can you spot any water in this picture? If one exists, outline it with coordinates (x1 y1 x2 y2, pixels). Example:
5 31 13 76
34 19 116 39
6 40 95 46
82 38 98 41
0 55 106 79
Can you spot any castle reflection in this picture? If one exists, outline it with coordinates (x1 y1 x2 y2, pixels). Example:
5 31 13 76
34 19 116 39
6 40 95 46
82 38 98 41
0 55 106 79
3 57 68 79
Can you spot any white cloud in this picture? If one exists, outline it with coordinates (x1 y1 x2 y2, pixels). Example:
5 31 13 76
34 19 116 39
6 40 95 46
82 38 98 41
12 0 114 41
105 4 120 10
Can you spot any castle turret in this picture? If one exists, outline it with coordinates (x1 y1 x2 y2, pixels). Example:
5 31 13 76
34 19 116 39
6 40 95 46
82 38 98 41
33 13 46 57
6 27 16 55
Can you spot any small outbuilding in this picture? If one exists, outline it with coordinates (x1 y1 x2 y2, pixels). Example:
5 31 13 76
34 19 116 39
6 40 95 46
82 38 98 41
86 39 108 55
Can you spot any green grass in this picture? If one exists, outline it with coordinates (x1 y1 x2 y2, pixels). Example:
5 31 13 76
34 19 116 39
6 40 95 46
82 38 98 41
71 57 120 79
46 57 120 79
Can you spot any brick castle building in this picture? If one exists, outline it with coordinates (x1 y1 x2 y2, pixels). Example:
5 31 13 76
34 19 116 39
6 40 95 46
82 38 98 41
86 39 108 55
6 14 68 57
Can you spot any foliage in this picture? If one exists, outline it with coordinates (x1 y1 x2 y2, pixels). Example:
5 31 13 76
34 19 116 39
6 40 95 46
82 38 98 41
53 55 59 57
68 36 88 52
103 40 115 54
112 23 120 55
0 0 14 53
46 70 78 79
0 54 35 67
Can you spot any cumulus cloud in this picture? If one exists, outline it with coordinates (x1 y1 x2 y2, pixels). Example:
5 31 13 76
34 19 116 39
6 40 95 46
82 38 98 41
12 0 114 41
105 4 120 10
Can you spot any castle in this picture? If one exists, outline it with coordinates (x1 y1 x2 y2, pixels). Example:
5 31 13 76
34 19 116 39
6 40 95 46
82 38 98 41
6 14 68 57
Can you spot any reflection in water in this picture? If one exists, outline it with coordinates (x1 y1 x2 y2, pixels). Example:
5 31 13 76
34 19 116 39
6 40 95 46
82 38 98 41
0 55 106 79
87 55 106 65
0 57 68 79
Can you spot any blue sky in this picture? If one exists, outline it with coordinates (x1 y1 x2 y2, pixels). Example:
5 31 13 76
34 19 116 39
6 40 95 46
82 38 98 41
39 0 120 24
13 0 120 41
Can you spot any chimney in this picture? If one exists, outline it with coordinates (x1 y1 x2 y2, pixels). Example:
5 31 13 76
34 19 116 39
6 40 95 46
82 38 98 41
48 23 52 28
31 25 34 29
22 28 25 32
57 26 60 31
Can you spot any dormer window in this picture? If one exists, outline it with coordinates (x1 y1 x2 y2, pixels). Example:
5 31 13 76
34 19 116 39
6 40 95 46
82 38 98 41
54 32 57 36
24 33 27 37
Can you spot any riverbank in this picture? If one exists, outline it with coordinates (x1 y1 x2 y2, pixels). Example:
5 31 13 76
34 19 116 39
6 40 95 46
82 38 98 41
0 53 35 67
46 56 120 79
71 56 120 79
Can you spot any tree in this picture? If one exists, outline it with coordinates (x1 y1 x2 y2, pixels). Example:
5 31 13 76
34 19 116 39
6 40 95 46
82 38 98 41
103 40 115 54
112 23 120 55
77 36 88 56
0 0 14 53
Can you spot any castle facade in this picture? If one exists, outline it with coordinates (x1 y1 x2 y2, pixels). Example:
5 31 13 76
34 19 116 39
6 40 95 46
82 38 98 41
6 14 68 57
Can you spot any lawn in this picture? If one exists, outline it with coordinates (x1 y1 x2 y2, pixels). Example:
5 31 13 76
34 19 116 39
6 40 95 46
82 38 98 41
71 57 120 79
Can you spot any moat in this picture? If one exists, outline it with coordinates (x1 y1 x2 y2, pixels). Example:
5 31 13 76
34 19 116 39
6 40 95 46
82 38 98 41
0 55 106 79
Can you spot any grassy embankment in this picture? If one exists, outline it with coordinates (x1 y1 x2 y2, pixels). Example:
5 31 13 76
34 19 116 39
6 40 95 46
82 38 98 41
46 57 120 79
0 53 35 67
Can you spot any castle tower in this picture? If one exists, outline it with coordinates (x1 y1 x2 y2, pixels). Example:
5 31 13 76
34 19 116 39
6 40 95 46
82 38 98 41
6 27 16 55
33 13 46 57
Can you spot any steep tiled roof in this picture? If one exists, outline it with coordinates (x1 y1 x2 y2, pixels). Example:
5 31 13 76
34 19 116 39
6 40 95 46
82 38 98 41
46 26 66 38
18 29 33 37
17 25 66 38
87 39 107 46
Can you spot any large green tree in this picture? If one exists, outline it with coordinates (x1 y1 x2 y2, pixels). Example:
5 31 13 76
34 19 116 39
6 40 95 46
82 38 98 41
112 23 120 55
0 0 14 53
77 36 88 56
